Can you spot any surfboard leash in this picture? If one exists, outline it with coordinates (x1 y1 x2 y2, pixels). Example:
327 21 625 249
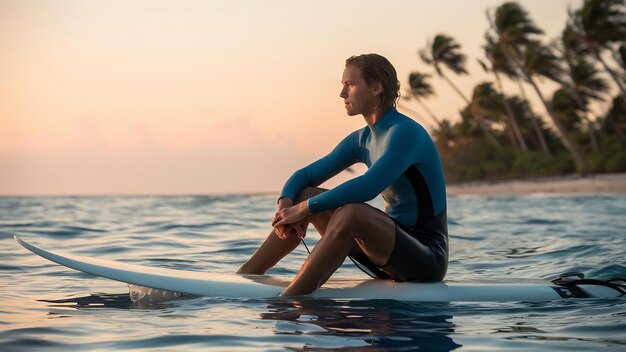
551 272 626 296
300 238 311 254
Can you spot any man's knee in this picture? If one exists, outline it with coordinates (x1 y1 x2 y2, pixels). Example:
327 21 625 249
294 186 326 203
328 203 368 232
334 203 368 220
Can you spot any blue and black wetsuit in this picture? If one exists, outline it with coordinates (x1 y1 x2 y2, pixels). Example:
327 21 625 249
280 108 448 281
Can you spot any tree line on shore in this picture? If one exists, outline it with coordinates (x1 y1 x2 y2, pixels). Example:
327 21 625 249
403 0 626 183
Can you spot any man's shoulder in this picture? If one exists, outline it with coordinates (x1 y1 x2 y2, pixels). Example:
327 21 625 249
390 112 427 135
393 110 423 128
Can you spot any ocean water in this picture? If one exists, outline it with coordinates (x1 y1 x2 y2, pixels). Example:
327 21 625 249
1 194 625 351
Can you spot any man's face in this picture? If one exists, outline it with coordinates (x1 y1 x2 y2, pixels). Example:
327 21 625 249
340 65 380 116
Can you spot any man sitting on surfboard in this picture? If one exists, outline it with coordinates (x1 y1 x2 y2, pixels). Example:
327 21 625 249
238 53 448 296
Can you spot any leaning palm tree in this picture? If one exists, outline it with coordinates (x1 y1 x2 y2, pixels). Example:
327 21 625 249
614 42 626 73
490 2 543 49
487 2 551 154
481 35 529 151
419 35 469 98
559 25 610 91
405 71 443 129
568 0 626 96
551 88 586 138
617 43 626 87
556 26 611 152
490 2 587 172
568 59 609 107
432 119 457 150
561 56 611 151
469 83 504 120
469 82 514 146
573 60 609 150
507 96 555 152
420 34 501 148
602 95 626 138
519 41 588 171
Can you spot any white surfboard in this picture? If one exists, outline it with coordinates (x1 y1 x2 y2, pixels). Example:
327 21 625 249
14 236 624 302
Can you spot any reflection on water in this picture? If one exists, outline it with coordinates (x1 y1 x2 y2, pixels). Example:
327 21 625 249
128 284 191 303
40 291 463 351
41 293 181 310
261 299 462 351
39 293 461 351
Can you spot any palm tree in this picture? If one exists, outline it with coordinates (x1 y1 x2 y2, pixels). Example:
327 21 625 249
469 82 516 146
487 2 551 155
432 119 457 151
419 35 468 97
563 59 610 151
491 2 543 48
551 88 586 136
519 41 588 171
568 59 608 106
420 34 501 148
614 42 626 72
481 35 529 151
513 72 551 155
490 2 587 172
568 0 626 96
602 95 626 138
574 61 607 150
469 83 503 120
507 96 555 151
404 71 443 129
556 26 612 152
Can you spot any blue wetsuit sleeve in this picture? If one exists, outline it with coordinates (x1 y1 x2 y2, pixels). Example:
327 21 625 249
307 126 424 213
279 131 361 202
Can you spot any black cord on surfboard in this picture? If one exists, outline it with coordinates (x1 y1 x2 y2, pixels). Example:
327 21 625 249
552 272 626 296
300 238 311 254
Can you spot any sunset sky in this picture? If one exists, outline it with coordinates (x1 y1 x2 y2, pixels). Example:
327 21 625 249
1 0 588 195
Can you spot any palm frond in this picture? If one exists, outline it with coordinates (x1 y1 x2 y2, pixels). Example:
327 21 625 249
483 33 520 77
551 88 584 129
431 34 468 75
522 41 564 84
408 72 435 98
494 2 543 45
580 0 626 43
570 59 610 101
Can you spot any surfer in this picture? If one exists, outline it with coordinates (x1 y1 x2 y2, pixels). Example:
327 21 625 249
238 53 448 296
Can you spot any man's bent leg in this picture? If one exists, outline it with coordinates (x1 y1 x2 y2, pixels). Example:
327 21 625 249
281 203 396 296
237 187 330 275
237 227 302 275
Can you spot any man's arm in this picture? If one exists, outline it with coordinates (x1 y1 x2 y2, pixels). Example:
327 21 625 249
307 126 423 213
279 130 361 202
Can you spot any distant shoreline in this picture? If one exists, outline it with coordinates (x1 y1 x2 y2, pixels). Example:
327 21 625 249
447 173 626 195
2 173 625 197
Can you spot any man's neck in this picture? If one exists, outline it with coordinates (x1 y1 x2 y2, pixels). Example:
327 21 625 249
362 106 388 126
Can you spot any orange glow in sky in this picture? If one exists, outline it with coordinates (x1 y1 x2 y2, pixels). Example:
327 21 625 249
0 0 582 195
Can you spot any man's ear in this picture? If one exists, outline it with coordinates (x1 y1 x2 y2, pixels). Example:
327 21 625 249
372 80 383 96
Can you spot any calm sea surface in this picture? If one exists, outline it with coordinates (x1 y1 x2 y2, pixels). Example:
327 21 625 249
1 194 625 351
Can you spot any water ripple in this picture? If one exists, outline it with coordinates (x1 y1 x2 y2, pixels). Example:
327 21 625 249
1 194 624 351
